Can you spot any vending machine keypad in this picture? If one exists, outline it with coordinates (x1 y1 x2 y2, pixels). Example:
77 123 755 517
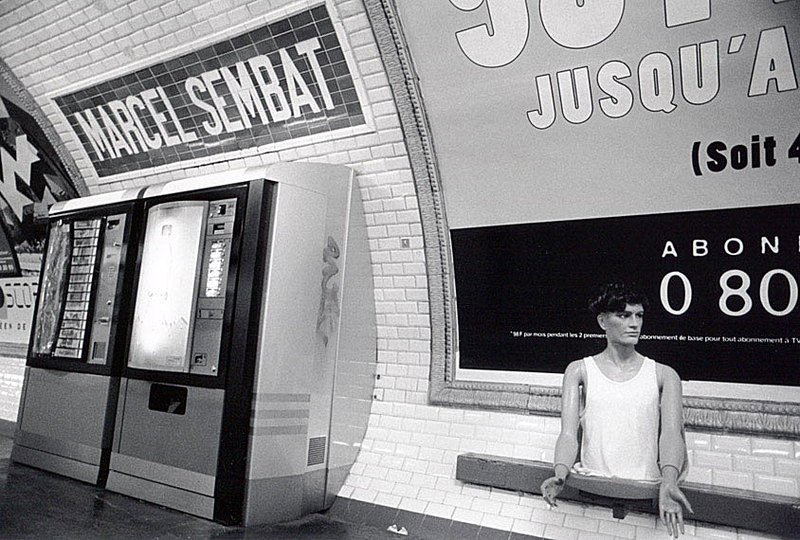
87 214 127 364
190 198 237 376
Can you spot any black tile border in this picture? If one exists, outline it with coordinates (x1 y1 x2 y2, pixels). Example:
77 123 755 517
325 497 545 540
448 520 480 539
420 515 450 538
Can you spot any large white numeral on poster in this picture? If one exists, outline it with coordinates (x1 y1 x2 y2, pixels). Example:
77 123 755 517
759 269 798 316
539 0 624 49
450 0 529 67
661 271 692 315
719 270 753 317
664 0 710 28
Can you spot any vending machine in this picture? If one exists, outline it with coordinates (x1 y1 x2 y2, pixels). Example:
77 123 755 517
12 190 140 485
13 163 376 526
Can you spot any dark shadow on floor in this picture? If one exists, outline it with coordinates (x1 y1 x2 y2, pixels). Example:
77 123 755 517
0 436 420 539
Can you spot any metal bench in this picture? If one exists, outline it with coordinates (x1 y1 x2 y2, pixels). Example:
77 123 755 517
456 453 800 537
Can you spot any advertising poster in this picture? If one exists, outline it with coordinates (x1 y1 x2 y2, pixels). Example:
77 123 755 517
0 277 37 345
0 219 18 275
0 96 78 279
453 204 800 386
394 1 800 386
0 85 78 346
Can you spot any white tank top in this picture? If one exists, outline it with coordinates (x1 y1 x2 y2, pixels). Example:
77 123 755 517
577 355 661 481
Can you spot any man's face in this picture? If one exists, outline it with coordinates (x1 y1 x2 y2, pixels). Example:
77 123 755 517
598 303 644 346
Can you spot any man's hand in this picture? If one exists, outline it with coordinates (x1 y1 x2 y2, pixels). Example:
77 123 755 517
541 476 565 508
659 480 693 538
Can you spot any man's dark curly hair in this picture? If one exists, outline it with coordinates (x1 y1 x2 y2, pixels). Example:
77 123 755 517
588 282 650 315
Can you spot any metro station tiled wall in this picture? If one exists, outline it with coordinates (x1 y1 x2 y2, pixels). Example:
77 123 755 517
0 1 797 539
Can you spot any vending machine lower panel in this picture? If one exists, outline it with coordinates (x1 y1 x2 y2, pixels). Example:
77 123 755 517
106 378 224 519
243 468 328 525
243 391 328 524
12 367 117 484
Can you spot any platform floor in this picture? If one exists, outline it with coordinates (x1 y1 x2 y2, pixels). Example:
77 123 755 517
0 435 417 539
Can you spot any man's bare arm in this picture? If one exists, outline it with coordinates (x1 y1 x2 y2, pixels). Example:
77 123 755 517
658 365 685 474
658 364 693 537
542 360 582 505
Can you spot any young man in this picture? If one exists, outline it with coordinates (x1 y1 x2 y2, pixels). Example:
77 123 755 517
541 283 693 538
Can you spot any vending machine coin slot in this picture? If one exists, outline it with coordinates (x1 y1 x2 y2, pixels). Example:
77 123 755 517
92 341 107 361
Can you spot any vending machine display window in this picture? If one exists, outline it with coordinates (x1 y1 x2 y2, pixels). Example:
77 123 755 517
32 219 72 356
125 194 239 381
27 210 132 368
128 201 207 373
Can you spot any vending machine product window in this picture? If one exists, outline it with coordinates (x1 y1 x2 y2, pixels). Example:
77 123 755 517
128 201 207 373
28 211 131 367
125 195 238 378
32 219 72 356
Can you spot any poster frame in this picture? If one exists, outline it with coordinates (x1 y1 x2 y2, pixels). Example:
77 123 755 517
364 0 800 439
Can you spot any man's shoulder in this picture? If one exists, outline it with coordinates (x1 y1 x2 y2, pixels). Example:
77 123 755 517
566 358 587 370
652 360 681 384
564 358 587 381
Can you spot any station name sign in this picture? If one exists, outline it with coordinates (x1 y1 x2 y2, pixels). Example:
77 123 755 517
55 5 365 178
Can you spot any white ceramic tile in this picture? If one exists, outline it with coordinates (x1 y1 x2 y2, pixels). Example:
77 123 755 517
398 497 427 514
564 514 600 533
417 487 445 503
712 469 754 491
577 532 615 540
712 435 751 455
733 455 774 474
481 513 514 531
499 502 533 521
598 519 636 538
424 502 455 519
2 7 799 540
751 439 793 458
544 524 581 540
753 474 798 497
531 507 566 526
